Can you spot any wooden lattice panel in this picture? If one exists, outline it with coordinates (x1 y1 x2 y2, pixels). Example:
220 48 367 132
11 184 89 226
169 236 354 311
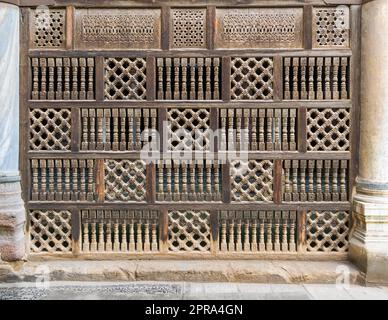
31 57 95 100
231 57 274 100
31 159 95 201
81 210 159 252
74 9 161 50
219 211 296 252
283 56 350 100
81 108 158 151
231 160 274 202
306 210 349 252
313 7 350 48
307 108 351 151
167 108 210 151
30 210 72 253
156 160 221 202
156 58 221 100
283 160 349 202
29 108 71 151
215 8 303 49
168 210 211 252
30 8 65 48
219 108 297 151
104 58 146 100
170 8 206 49
104 160 147 202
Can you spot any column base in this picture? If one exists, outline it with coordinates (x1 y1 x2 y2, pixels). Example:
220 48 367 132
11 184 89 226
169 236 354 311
349 192 388 284
0 174 26 261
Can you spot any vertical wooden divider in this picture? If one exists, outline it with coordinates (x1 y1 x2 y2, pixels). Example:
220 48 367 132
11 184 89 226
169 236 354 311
273 159 283 204
72 209 81 255
207 6 216 50
71 107 81 152
297 210 307 252
161 6 170 51
222 56 231 102
146 163 156 203
222 161 231 203
159 208 169 253
303 5 313 50
66 6 74 50
273 55 283 102
96 159 105 203
95 56 105 102
210 210 219 255
298 107 307 153
147 56 156 101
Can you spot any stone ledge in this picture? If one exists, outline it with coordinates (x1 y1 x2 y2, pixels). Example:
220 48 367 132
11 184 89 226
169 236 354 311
0 260 365 284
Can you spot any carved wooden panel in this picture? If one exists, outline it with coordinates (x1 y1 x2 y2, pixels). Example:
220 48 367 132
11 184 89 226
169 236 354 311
170 8 206 49
313 7 350 49
156 160 221 202
307 108 351 151
31 159 95 201
231 57 274 100
219 108 297 151
31 57 95 100
168 210 211 252
284 57 350 100
81 210 159 252
215 8 303 49
167 108 210 151
30 8 65 48
219 211 296 252
231 160 274 202
29 108 71 151
105 160 147 202
30 210 71 253
74 9 161 50
81 108 157 151
283 160 349 202
157 58 221 100
104 58 146 100
306 210 349 252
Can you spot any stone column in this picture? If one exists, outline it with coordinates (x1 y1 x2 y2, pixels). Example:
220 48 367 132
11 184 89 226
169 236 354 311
0 2 26 261
349 0 388 284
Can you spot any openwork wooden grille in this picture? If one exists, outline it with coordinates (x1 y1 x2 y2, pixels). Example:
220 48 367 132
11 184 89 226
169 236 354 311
284 56 350 100
231 57 274 100
313 7 350 48
220 108 297 151
168 210 211 252
23 2 358 258
29 108 71 151
81 108 158 151
30 210 72 253
81 210 159 252
104 58 146 100
306 211 349 252
30 9 65 48
219 211 296 252
31 57 95 100
156 58 221 100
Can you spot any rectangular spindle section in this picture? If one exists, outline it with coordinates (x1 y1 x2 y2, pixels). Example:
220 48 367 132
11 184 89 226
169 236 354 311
282 160 349 202
30 159 96 201
218 211 297 252
283 57 349 100
219 108 297 151
156 57 221 100
81 108 158 151
30 57 95 100
81 210 159 253
156 160 222 202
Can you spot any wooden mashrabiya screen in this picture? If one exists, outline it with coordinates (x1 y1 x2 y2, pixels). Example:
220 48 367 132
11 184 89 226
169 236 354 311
20 1 360 258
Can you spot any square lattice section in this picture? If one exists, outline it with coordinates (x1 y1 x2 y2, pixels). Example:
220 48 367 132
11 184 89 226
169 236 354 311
171 8 206 49
167 108 210 151
313 7 350 48
105 160 147 201
30 9 65 48
231 57 274 100
29 108 71 150
30 210 72 253
306 211 349 252
168 210 211 252
104 58 146 100
231 160 274 202
307 108 351 151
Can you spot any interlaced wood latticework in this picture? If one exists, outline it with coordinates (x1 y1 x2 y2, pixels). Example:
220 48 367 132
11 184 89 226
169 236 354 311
30 210 72 253
22 2 357 258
